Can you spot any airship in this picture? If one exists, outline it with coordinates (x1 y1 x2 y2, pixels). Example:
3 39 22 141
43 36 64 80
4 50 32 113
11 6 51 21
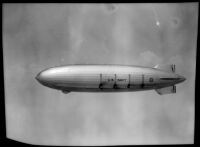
35 64 186 95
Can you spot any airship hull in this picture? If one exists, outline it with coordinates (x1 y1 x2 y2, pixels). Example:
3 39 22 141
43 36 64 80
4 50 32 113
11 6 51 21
36 65 185 95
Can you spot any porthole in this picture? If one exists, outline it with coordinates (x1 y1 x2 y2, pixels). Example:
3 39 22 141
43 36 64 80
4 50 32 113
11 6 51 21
149 78 154 82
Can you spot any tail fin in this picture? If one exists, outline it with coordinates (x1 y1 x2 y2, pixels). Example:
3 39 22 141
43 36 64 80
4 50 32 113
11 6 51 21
154 64 175 73
155 85 176 95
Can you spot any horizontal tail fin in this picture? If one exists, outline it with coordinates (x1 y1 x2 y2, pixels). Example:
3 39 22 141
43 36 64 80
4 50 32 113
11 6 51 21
154 64 175 73
155 85 176 95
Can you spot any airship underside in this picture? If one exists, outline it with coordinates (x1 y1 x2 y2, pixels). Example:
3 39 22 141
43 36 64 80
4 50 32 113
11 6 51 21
36 64 186 95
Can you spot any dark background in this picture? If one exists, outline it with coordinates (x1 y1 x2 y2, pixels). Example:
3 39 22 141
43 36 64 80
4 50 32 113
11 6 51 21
3 3 197 145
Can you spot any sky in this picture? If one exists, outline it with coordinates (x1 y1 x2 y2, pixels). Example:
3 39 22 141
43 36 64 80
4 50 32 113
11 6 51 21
3 3 198 145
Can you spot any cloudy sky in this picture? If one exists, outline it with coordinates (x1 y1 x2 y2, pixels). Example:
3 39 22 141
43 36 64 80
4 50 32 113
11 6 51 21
3 3 197 145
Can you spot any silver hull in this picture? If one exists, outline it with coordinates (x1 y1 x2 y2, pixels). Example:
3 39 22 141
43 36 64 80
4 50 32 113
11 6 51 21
36 65 185 95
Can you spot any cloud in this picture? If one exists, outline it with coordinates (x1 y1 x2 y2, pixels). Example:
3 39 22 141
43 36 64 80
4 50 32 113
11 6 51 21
138 51 163 66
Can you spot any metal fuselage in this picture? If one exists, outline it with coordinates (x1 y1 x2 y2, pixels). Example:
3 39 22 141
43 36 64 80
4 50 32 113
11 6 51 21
36 65 185 93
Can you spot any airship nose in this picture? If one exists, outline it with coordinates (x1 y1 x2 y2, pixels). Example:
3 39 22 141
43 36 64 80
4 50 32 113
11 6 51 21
35 69 53 83
35 73 39 81
35 71 44 83
36 67 62 84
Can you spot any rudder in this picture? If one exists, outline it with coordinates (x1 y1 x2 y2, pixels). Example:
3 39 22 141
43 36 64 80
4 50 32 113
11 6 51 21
154 64 175 73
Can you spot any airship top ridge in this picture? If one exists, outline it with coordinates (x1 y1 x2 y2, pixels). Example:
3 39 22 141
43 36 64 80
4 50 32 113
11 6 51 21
42 63 158 69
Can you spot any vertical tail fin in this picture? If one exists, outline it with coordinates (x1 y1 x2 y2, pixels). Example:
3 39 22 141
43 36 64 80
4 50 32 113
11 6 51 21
171 64 175 73
154 64 175 73
155 85 176 95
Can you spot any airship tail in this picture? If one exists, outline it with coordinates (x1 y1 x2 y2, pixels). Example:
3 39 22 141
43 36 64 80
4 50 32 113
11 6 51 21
155 85 176 95
154 64 175 73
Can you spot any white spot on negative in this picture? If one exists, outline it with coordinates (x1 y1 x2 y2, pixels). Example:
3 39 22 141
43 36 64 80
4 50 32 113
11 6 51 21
156 21 160 26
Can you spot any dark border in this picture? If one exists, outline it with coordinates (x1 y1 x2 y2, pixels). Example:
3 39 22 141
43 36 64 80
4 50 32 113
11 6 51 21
1 2 199 146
